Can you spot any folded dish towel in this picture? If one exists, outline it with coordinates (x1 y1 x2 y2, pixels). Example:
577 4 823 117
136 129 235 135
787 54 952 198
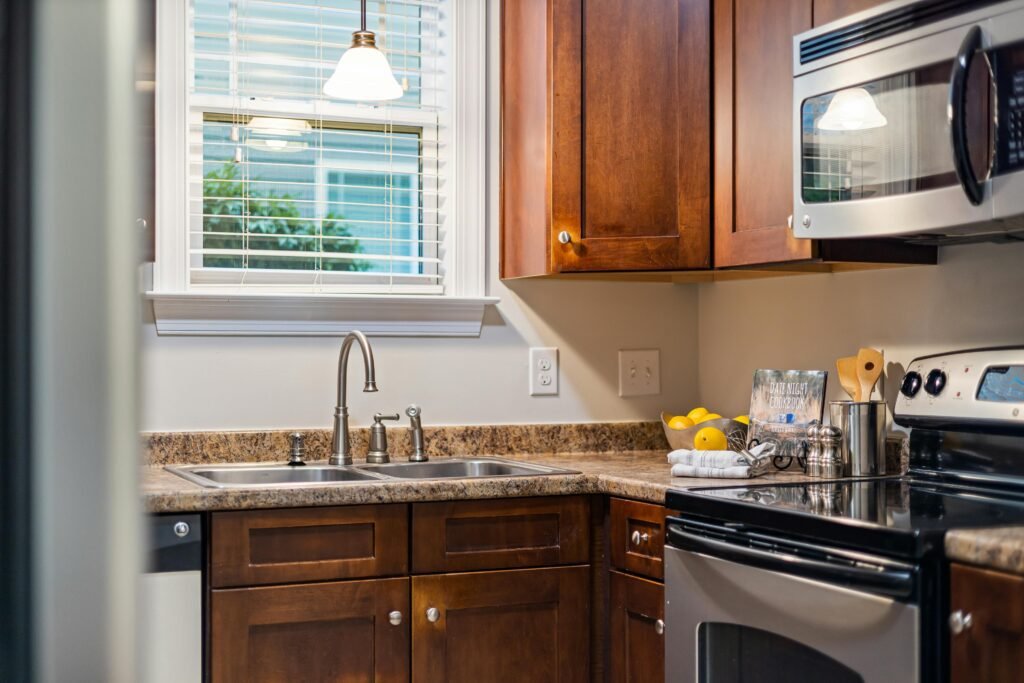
668 442 775 479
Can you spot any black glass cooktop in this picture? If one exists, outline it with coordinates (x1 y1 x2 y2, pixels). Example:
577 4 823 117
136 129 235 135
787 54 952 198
667 476 1024 559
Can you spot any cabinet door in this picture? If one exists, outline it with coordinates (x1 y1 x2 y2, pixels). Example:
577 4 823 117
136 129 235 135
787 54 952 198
950 564 1024 683
502 0 711 276
551 0 711 273
609 498 667 580
609 571 664 683
812 0 888 26
412 566 589 683
714 0 813 267
211 577 410 683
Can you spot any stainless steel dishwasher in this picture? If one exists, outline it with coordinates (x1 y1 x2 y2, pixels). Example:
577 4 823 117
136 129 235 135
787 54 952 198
141 514 203 682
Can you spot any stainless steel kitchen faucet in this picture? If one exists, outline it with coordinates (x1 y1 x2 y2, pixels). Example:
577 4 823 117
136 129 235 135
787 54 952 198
330 330 377 466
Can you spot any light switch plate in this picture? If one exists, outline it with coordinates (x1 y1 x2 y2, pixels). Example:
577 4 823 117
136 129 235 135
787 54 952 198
530 347 559 396
618 349 661 397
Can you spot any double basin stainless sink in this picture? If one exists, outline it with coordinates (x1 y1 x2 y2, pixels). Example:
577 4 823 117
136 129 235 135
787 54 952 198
167 457 577 489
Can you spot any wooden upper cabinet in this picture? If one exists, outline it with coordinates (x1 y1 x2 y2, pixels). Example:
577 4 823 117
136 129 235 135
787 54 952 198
412 566 589 683
950 564 1024 683
713 0 936 268
211 578 410 683
501 0 711 277
812 0 889 26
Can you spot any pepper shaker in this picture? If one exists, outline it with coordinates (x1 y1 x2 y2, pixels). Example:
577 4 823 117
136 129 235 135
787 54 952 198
819 425 844 479
805 421 823 477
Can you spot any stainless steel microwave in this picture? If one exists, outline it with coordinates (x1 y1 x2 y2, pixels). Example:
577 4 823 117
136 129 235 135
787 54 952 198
792 0 1024 242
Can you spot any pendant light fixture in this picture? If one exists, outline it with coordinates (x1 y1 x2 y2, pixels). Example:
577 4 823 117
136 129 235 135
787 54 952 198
818 87 888 131
323 0 404 101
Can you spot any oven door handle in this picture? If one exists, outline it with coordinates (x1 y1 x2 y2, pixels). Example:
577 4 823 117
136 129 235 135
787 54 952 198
667 526 914 600
949 25 985 206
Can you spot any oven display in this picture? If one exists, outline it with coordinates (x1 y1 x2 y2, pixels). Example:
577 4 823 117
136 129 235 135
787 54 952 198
977 366 1024 403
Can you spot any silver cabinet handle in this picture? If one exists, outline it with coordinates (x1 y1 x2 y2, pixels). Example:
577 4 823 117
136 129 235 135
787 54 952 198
654 619 665 636
631 530 650 545
949 610 974 635
173 521 190 538
388 610 403 626
557 231 572 245
426 607 440 623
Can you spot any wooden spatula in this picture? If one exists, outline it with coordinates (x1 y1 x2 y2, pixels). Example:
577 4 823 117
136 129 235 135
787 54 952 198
856 347 884 402
836 356 859 400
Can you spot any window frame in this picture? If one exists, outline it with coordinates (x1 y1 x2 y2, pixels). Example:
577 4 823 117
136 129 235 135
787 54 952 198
148 0 493 336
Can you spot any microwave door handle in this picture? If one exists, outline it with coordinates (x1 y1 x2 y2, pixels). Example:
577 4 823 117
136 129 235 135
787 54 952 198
950 25 985 206
667 526 914 600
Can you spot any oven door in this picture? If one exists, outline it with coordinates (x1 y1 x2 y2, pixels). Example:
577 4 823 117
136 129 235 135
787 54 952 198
792 8 1017 240
664 525 919 683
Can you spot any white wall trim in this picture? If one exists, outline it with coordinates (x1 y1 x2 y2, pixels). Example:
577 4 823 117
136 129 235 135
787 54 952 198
147 292 499 336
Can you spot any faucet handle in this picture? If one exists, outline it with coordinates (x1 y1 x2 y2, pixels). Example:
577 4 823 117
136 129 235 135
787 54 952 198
367 413 400 464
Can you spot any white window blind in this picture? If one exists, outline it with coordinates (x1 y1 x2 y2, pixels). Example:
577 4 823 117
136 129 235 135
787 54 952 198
187 0 446 294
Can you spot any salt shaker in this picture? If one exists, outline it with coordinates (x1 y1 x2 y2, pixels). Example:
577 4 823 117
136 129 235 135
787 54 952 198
819 425 844 479
805 421 823 477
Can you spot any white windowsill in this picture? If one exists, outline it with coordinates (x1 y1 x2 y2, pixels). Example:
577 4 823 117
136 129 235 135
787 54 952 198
146 291 499 337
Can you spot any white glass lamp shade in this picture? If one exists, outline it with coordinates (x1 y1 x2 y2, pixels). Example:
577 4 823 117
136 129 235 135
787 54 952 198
246 117 311 152
818 87 888 131
323 43 403 102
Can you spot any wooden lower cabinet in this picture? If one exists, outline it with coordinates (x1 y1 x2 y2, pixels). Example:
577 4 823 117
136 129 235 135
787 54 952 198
412 566 590 683
211 577 410 683
609 571 664 683
950 563 1024 683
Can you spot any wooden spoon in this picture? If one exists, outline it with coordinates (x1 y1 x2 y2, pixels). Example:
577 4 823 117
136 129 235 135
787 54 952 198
836 356 859 401
856 347 884 402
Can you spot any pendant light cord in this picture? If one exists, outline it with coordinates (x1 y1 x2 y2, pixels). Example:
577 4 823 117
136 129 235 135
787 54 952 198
360 0 367 33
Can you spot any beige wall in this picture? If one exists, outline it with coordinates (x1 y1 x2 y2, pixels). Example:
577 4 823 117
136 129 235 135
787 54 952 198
696 241 1024 420
139 1 699 432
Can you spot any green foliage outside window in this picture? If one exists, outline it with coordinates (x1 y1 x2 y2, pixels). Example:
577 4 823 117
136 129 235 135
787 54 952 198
202 163 367 271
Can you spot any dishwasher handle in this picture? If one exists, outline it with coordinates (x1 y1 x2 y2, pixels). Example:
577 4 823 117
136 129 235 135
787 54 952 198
667 524 915 600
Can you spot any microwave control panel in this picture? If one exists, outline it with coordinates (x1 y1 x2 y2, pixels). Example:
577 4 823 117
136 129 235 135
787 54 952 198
996 42 1024 174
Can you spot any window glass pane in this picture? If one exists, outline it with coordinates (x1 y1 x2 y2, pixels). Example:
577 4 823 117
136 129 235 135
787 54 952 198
699 623 864 683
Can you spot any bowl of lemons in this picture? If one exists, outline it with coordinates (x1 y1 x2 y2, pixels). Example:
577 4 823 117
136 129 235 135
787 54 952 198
661 407 750 451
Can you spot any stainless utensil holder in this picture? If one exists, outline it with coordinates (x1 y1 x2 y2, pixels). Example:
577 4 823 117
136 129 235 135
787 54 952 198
829 400 887 477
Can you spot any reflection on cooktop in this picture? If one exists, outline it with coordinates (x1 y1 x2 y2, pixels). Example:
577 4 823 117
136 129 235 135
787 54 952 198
695 478 1024 531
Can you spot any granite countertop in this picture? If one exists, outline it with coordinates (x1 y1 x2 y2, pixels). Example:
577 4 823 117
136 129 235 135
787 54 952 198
946 527 1024 576
142 450 816 513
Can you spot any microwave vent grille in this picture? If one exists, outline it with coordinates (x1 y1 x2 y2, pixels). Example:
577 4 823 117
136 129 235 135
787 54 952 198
800 0 1005 65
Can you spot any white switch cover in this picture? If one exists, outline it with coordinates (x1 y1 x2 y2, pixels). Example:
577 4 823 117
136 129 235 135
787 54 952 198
618 349 661 397
530 347 559 396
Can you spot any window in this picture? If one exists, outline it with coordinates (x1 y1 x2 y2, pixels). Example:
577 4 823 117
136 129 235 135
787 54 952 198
150 0 491 335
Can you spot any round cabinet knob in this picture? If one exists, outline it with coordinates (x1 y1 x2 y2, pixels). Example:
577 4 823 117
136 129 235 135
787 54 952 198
173 521 190 538
631 530 651 545
557 231 573 245
925 369 948 396
801 215 812 228
426 607 440 623
900 371 923 398
949 610 974 635
388 610 403 626
654 619 665 636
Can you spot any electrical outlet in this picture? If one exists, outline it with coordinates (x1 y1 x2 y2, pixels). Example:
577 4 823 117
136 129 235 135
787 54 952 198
530 347 559 396
618 349 661 397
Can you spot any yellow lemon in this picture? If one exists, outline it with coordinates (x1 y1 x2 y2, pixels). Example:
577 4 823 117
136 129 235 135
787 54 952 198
693 427 728 451
734 415 750 425
686 407 709 422
696 412 723 424
667 415 695 430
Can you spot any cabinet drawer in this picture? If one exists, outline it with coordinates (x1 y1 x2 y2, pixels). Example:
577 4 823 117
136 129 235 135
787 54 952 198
211 505 408 588
609 498 666 580
411 496 590 573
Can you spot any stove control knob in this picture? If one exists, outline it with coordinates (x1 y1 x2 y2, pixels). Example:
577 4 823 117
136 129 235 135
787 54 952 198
925 369 948 396
900 371 923 398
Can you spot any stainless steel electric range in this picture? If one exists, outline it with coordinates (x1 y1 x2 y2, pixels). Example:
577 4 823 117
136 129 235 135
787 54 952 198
665 347 1024 683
